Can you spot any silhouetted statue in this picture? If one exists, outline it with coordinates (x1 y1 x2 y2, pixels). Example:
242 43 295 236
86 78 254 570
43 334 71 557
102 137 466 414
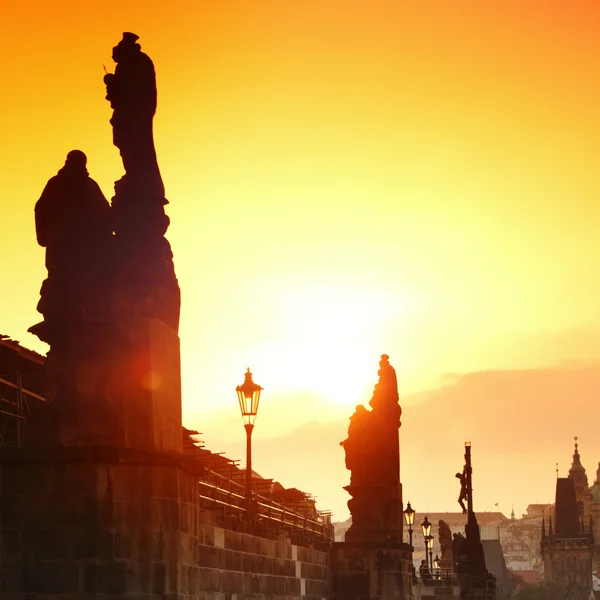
340 405 371 483
438 520 454 570
34 150 112 318
452 532 466 571
104 33 180 331
456 467 468 514
104 32 164 197
368 353 401 485
455 444 496 599
340 355 403 542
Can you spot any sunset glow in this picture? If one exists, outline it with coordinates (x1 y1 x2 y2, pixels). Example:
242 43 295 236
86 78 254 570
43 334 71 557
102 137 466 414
2 0 600 519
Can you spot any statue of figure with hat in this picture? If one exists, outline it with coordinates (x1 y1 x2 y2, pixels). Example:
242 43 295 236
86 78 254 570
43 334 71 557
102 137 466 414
104 32 164 197
34 150 112 319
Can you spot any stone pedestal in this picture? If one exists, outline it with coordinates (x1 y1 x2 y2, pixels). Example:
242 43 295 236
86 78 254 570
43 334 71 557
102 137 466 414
345 483 403 543
26 317 182 453
0 446 200 599
330 541 413 600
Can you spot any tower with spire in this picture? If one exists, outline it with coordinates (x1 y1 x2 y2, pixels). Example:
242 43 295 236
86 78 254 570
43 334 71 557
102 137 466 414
541 440 594 599
568 436 590 522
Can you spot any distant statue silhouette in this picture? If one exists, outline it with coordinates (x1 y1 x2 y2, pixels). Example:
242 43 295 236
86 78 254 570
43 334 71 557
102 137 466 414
456 468 468 514
340 355 403 542
452 532 466 571
368 353 401 485
439 520 454 569
34 150 112 318
104 32 164 197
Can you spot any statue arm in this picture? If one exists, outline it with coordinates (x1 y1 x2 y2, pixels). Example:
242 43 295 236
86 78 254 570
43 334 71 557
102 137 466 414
104 72 115 102
34 180 55 247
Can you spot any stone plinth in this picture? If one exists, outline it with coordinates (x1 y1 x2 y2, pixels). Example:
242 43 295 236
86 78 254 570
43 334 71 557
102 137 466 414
330 541 413 600
0 446 199 599
27 316 182 453
345 483 403 543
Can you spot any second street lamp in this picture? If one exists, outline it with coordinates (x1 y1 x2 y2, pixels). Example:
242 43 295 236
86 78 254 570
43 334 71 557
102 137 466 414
236 368 263 507
403 501 415 548
421 515 431 568
421 515 431 538
426 535 434 570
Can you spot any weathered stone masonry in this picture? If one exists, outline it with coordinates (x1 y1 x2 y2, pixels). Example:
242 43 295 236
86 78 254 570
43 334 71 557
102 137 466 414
0 446 328 599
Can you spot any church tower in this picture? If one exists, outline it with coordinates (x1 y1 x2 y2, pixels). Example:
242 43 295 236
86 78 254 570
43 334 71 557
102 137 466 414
542 441 594 600
541 475 593 600
568 437 590 522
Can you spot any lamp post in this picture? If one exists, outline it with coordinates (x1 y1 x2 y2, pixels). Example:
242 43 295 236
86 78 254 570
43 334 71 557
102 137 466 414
236 368 263 506
426 535 434 570
434 554 440 571
421 515 431 569
403 501 415 548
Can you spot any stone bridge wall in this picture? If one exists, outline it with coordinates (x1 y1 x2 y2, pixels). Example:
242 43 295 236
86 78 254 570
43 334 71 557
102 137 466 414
0 447 329 599
197 522 328 600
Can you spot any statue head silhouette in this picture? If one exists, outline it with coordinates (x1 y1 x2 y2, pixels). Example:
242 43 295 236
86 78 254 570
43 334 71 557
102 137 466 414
112 32 141 63
65 150 87 169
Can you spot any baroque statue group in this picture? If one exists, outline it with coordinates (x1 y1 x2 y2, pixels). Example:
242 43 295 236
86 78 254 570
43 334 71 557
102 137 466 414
32 32 179 339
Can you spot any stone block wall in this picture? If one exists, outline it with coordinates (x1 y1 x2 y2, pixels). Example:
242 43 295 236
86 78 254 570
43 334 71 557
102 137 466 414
195 521 328 599
0 447 201 599
0 447 329 599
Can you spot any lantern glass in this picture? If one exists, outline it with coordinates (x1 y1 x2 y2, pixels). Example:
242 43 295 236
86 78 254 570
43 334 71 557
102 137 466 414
434 555 440 569
421 515 432 538
426 535 434 550
236 369 263 425
403 501 415 526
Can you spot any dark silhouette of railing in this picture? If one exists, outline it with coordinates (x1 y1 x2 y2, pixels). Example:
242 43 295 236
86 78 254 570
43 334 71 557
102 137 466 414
195 463 334 545
418 567 458 585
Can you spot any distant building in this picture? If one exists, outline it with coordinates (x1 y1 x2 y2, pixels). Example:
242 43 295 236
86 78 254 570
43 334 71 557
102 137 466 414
482 539 513 598
541 475 593 599
558 438 600 576
499 505 550 572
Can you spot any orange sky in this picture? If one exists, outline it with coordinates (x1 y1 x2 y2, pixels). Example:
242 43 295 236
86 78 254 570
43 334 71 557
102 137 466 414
2 1 600 520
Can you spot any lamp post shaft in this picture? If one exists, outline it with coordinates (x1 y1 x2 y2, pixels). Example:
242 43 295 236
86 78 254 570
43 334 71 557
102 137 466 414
245 423 254 501
409 527 413 548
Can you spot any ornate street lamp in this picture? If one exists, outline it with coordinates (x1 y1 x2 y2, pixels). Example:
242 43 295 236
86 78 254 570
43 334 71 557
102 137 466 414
403 501 415 548
426 535 434 570
421 515 431 538
434 554 440 571
236 368 263 505
421 515 432 571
